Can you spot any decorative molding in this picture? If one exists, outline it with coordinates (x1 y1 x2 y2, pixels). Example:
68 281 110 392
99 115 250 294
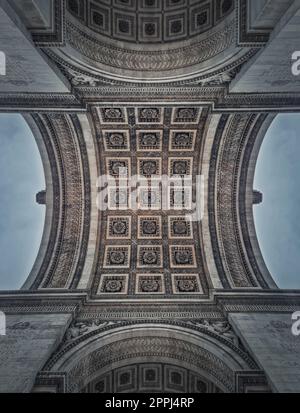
65 18 236 72
45 46 257 87
0 93 84 112
43 320 258 392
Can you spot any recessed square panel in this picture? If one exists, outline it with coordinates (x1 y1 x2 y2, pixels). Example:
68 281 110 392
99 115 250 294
92 373 112 393
103 246 131 268
136 108 164 124
67 0 86 20
107 216 132 239
165 365 187 392
139 14 162 43
165 0 187 9
138 158 162 178
98 274 129 295
190 2 213 36
136 274 165 294
190 375 209 393
171 274 203 294
108 187 131 210
169 245 197 268
139 364 163 391
103 130 130 151
113 0 136 11
139 0 162 12
115 365 137 393
169 157 193 176
137 245 163 268
215 0 234 22
168 187 192 210
88 3 111 35
137 130 163 152
169 130 197 151
106 158 131 178
99 107 128 124
168 216 193 239
138 216 162 239
171 107 201 124
138 187 162 210
165 11 187 41
113 10 136 41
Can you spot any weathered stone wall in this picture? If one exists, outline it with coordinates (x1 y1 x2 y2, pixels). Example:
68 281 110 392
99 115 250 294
0 313 71 393
229 313 300 393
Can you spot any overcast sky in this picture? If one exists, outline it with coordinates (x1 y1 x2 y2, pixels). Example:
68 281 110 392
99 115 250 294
0 114 299 290
0 114 45 290
254 114 300 289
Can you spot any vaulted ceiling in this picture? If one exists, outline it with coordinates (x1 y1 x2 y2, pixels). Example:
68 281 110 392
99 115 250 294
90 105 210 298
67 0 234 44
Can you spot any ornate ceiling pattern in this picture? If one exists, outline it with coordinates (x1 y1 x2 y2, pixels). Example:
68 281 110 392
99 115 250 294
82 362 223 393
54 0 243 84
67 0 234 44
23 109 275 293
90 105 210 298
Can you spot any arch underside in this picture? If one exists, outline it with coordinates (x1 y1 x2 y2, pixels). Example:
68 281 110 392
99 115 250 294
37 322 269 394
25 108 275 293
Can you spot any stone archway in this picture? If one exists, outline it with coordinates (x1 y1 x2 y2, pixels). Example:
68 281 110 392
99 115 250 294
38 321 262 393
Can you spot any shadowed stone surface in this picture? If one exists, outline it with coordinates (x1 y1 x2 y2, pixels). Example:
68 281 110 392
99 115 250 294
0 314 71 393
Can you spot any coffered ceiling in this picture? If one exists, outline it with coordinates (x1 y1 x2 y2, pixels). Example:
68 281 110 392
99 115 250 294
90 105 211 298
67 0 234 44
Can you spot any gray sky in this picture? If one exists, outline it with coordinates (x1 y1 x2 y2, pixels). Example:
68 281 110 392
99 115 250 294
0 114 45 290
0 113 299 290
254 114 300 289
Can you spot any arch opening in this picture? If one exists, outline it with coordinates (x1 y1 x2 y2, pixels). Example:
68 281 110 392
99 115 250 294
254 114 300 289
0 114 46 290
40 322 262 393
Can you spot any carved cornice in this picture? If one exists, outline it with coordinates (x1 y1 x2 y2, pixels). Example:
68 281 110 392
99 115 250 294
0 292 85 316
1 88 300 113
1 291 300 317
0 93 84 112
216 292 300 314
79 88 300 112
44 46 257 87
